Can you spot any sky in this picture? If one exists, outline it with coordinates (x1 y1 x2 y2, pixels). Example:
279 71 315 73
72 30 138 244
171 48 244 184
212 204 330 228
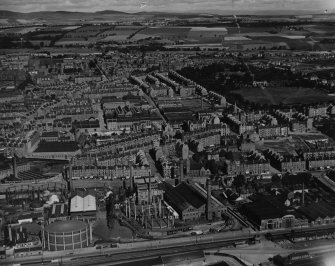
0 0 334 13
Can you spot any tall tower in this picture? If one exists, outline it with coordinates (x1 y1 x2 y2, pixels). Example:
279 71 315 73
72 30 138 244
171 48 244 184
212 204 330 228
129 159 134 194
179 159 184 184
302 182 305 206
148 175 152 205
68 159 73 192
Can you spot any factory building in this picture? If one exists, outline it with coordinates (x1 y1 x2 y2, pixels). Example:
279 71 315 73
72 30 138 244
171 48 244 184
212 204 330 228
162 180 225 221
239 195 308 231
70 194 96 222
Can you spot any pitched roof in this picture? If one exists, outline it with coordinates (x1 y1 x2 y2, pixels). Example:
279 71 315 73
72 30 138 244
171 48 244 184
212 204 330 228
70 195 96 213
175 182 206 209
299 201 335 221
163 182 206 212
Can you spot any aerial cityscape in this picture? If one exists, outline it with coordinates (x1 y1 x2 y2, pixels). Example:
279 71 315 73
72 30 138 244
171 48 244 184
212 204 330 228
1 1 335 266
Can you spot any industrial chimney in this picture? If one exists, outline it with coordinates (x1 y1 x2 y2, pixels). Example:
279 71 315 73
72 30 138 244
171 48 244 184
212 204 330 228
68 159 73 192
13 153 18 180
302 182 305 206
8 226 12 242
179 159 184 184
206 178 212 221
148 176 152 205
129 159 134 193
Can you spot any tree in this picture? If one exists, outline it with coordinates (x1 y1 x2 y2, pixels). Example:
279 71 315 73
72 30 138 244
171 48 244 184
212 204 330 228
271 174 281 184
207 160 219 175
233 174 246 188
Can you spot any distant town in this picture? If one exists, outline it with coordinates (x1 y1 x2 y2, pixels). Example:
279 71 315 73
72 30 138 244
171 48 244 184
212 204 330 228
1 8 335 266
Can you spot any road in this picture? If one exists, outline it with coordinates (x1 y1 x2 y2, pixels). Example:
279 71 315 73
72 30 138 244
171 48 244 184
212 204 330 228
141 92 167 124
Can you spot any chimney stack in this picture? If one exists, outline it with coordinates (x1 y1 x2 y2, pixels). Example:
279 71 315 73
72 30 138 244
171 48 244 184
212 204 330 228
89 223 93 243
68 159 73 192
13 153 18 179
206 178 212 221
148 176 152 205
8 226 12 242
129 159 134 193
179 159 184 184
302 182 305 206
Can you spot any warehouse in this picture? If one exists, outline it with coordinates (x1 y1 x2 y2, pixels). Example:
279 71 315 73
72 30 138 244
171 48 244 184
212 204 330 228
239 195 308 230
70 193 97 222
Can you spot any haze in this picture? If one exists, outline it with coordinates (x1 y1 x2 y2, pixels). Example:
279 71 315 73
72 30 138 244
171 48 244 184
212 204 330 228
0 0 334 13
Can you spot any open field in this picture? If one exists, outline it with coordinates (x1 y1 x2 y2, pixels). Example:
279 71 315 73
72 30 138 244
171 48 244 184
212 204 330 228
182 98 212 112
258 137 301 154
231 86 335 105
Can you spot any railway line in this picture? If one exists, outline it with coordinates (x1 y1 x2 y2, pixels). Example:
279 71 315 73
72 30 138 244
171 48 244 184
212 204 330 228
226 207 257 231
14 235 255 266
7 223 335 266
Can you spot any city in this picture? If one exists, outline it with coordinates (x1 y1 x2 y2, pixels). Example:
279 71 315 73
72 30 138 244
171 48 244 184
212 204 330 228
0 1 335 266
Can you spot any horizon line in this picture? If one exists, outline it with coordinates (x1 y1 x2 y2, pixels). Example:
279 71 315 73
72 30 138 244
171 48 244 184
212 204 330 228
0 8 333 16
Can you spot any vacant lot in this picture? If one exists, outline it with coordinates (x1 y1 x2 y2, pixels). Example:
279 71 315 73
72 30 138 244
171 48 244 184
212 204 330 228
182 98 211 112
93 218 133 241
231 86 335 105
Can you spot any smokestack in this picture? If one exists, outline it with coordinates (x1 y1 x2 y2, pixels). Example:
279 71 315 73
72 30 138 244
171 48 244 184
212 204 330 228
8 226 12 242
206 178 212 221
302 182 305 206
13 154 18 179
148 176 151 205
68 159 73 192
179 159 184 184
129 159 134 193
125 201 128 217
133 199 137 220
89 223 93 243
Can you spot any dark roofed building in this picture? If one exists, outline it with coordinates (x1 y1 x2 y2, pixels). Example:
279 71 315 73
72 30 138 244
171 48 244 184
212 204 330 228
162 181 206 221
3 171 49 183
239 194 308 231
40 131 59 142
73 118 100 133
175 182 206 209
46 203 69 224
32 141 81 160
162 107 195 125
299 201 335 225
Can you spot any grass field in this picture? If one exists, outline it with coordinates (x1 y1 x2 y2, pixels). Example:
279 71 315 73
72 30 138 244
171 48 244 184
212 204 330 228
231 86 335 105
182 98 212 112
